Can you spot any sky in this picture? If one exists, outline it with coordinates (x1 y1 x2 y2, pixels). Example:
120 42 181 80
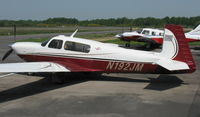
0 0 199 20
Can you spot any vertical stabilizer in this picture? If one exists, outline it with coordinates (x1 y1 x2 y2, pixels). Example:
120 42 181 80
160 24 196 73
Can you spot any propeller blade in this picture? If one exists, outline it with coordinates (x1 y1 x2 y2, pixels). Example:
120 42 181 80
2 49 13 61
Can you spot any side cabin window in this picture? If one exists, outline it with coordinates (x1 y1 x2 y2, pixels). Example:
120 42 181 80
159 33 163 36
64 41 90 53
152 31 156 36
48 39 63 49
142 30 150 35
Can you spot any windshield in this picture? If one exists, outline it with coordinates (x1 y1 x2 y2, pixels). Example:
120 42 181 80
142 30 150 35
137 30 142 34
41 39 51 47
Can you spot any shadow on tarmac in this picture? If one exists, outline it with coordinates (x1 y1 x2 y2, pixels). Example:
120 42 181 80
144 75 185 91
0 73 185 103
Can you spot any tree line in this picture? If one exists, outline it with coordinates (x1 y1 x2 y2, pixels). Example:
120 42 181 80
0 16 200 28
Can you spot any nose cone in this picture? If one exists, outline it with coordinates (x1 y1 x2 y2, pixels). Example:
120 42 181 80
11 42 25 54
115 34 123 39
11 42 40 54
11 43 19 50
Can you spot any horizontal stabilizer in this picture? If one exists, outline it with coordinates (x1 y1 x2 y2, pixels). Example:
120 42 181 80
0 62 70 73
156 59 189 71
187 24 200 35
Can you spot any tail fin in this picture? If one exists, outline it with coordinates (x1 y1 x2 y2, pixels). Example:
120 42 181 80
160 24 196 73
187 24 200 35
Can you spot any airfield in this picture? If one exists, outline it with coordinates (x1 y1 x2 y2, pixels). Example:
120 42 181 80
0 28 200 117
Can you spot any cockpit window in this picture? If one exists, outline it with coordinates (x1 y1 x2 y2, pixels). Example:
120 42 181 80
48 39 63 49
41 39 51 47
142 30 150 35
64 41 90 53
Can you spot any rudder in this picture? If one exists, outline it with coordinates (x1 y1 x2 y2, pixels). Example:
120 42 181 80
161 24 196 73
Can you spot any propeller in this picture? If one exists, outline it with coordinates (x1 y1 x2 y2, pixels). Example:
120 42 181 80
1 25 17 61
2 49 13 61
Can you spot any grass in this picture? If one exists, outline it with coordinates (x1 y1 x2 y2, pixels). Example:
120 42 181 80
17 33 119 42
77 33 117 39
0 27 125 36
17 38 47 42
189 41 200 46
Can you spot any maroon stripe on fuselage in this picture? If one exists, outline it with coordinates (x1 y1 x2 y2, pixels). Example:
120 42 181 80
18 54 160 73
120 36 141 41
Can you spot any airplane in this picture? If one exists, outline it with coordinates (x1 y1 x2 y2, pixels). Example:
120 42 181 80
0 24 196 83
116 25 200 48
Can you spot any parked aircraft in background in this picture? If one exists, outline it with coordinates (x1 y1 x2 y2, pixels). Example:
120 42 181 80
0 24 196 83
116 25 200 48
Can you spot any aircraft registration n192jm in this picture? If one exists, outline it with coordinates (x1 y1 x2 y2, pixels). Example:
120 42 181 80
0 24 196 75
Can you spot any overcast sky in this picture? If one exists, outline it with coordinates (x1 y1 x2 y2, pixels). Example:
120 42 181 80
0 0 199 20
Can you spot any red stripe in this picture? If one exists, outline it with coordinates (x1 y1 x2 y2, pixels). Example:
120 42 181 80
18 54 159 73
150 38 163 44
186 38 199 42
18 53 195 74
120 36 141 41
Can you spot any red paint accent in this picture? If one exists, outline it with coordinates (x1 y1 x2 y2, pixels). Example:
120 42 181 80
18 54 159 73
120 35 141 41
165 24 196 73
185 38 200 42
151 37 199 44
17 54 195 74
150 38 163 44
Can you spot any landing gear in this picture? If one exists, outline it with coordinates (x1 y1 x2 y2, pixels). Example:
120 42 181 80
145 42 160 50
125 42 131 47
51 73 66 84
145 42 152 49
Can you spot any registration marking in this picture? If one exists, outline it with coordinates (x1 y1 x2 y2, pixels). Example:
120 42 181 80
106 61 144 71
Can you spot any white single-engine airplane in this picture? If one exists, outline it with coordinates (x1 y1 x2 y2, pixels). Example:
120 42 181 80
0 25 196 79
116 25 200 48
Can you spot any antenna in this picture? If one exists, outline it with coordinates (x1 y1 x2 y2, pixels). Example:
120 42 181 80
70 28 79 38
122 24 124 33
13 25 16 42
130 26 132 32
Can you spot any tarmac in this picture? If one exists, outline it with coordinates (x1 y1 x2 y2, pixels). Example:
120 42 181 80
0 34 200 117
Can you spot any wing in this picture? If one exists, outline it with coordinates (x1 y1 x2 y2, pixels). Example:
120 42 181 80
0 62 70 73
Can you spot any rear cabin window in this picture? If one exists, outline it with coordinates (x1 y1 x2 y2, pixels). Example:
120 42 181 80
48 39 63 49
159 33 163 36
64 41 90 53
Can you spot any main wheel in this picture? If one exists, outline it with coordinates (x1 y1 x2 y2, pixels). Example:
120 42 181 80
51 73 66 84
125 43 131 47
